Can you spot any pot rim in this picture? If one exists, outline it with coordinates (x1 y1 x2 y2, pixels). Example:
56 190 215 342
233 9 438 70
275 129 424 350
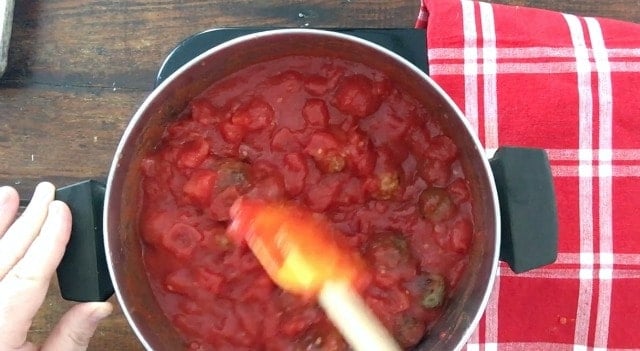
104 28 501 351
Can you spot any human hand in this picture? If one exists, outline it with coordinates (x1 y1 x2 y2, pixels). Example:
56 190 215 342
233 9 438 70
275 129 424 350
0 182 113 351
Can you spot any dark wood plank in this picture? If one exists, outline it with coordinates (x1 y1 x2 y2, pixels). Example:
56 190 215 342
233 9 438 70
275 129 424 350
29 279 143 350
2 0 419 90
0 85 145 197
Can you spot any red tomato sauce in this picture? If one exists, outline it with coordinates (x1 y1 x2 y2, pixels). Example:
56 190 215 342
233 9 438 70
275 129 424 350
137 56 474 350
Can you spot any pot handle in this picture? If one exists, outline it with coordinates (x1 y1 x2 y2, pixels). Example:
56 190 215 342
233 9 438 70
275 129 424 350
489 147 558 273
54 180 114 302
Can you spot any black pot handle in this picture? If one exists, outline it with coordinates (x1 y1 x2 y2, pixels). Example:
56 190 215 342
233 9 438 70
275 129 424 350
54 180 114 302
489 147 558 273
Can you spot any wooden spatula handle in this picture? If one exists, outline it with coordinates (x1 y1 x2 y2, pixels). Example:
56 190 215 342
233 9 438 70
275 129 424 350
318 281 402 351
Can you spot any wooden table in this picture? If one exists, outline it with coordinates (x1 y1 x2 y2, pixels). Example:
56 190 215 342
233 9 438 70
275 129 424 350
1 1 638 349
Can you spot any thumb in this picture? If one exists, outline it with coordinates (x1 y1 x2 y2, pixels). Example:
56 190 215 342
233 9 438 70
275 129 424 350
41 302 113 351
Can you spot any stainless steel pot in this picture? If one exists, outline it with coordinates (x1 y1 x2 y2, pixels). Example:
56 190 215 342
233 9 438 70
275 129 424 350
54 29 558 350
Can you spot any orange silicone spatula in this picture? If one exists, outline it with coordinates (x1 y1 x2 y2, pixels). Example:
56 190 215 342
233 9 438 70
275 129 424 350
228 198 401 351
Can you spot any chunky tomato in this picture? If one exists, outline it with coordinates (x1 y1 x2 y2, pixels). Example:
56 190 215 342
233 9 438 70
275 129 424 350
191 98 224 125
230 98 275 131
418 157 451 187
182 169 217 206
332 74 382 118
177 138 210 169
138 56 475 350
282 152 308 196
448 178 471 204
302 98 331 128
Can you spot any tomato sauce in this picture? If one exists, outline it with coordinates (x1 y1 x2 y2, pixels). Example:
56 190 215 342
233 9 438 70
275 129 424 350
137 55 474 350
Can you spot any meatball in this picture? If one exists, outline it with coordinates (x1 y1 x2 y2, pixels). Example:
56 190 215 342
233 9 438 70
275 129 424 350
374 172 401 200
404 272 447 309
364 232 411 270
214 159 252 191
366 149 404 200
297 323 348 351
421 273 446 308
304 132 347 174
320 151 346 174
208 159 252 221
182 159 251 207
394 315 427 348
418 187 456 223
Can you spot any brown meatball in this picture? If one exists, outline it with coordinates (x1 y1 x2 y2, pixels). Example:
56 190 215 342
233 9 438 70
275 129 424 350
364 172 403 201
364 232 411 269
304 132 347 174
214 159 252 191
393 315 427 348
208 159 252 221
404 273 447 309
297 323 348 351
319 150 347 173
421 273 446 308
418 187 456 223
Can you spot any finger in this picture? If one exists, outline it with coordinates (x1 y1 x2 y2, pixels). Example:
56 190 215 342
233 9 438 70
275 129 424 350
0 186 19 237
7 201 72 284
0 182 55 279
0 201 71 348
41 302 113 351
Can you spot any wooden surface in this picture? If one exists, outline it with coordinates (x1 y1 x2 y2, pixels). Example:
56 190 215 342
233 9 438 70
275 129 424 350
0 1 638 350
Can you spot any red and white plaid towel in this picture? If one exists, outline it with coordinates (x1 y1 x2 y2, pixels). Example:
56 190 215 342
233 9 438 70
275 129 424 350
416 0 640 349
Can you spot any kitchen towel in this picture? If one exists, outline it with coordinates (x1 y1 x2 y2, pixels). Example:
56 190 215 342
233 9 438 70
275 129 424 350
416 0 640 349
